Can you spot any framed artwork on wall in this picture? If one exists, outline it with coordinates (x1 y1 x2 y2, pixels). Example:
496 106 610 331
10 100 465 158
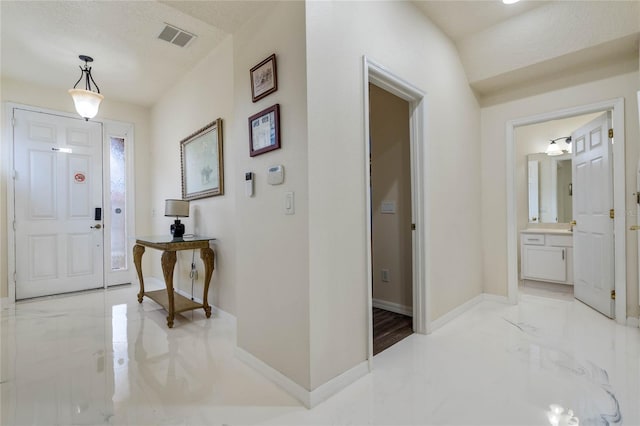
248 104 280 157
180 118 224 200
250 53 277 102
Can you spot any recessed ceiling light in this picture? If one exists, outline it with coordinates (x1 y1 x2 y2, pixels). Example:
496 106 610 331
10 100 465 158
503 0 521 4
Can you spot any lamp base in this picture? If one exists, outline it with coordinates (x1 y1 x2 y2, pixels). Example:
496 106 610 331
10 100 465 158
170 219 185 238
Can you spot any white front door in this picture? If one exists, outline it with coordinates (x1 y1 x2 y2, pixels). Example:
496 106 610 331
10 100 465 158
571 112 614 318
13 109 104 299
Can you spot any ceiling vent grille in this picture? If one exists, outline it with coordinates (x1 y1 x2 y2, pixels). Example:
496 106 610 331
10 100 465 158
158 24 196 48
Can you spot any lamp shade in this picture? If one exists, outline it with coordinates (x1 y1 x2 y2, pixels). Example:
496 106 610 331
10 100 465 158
165 199 189 217
68 88 104 120
545 141 563 156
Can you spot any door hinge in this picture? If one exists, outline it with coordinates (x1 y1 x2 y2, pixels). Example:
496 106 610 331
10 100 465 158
610 209 615 219
608 128 614 139
411 223 416 231
12 221 16 231
11 117 16 127
13 272 16 283
611 290 616 300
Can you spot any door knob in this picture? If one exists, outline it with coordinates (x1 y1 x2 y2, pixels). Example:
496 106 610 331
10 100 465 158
91 224 102 229
630 225 640 231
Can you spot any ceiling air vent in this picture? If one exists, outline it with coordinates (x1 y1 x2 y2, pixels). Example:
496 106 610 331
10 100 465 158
158 24 196 48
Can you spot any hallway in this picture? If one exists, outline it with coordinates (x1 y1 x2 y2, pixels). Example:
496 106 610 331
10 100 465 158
2 283 638 425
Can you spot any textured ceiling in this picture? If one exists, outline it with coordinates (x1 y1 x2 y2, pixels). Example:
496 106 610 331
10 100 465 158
1 1 635 108
0 0 260 107
413 0 549 41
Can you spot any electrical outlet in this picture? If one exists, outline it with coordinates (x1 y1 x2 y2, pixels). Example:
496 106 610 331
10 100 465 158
381 269 390 282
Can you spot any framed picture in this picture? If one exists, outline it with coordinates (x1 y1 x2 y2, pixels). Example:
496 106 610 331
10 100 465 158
249 104 280 157
180 118 224 200
250 54 277 102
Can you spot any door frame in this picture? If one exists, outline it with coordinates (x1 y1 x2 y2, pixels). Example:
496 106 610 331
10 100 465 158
506 98 626 324
363 56 430 367
5 103 136 302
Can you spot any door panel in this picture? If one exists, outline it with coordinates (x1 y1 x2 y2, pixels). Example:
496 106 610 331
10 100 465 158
14 109 103 299
572 112 614 318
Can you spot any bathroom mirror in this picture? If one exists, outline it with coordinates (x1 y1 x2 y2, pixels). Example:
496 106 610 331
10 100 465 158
527 153 572 224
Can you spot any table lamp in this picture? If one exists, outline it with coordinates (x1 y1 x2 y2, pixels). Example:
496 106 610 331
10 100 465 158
165 199 189 238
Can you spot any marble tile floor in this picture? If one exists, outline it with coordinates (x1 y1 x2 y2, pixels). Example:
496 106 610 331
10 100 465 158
1 283 639 425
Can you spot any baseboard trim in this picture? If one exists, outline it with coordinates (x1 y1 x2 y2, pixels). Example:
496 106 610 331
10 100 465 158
235 347 369 408
430 294 484 332
372 298 412 316
235 346 311 407
482 293 510 304
627 317 639 328
309 360 369 408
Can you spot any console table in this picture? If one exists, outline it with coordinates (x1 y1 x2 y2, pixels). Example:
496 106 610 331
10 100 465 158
133 235 215 328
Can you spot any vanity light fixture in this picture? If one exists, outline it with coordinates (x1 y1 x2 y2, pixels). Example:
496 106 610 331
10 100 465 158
502 0 521 4
545 136 572 156
68 55 104 121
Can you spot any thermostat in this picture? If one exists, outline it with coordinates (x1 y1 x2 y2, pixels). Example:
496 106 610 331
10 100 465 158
267 165 284 185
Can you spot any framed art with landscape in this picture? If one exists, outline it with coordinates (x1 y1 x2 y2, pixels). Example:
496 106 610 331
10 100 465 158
250 54 277 102
180 118 224 200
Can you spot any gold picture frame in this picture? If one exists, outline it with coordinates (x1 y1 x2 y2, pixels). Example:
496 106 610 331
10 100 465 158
180 118 224 200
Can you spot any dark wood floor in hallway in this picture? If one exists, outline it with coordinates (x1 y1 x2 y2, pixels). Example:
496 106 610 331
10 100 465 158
373 307 413 355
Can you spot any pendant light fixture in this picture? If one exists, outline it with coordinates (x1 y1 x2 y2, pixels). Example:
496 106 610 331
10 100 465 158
68 55 104 121
545 136 572 156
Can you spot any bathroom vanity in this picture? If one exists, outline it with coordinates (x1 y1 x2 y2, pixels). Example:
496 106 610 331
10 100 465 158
520 229 573 285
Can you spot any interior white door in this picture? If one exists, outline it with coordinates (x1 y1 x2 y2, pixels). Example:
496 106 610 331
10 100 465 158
13 109 104 299
571 112 614 318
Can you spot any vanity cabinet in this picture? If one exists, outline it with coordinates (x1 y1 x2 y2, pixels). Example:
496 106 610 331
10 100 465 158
520 231 573 285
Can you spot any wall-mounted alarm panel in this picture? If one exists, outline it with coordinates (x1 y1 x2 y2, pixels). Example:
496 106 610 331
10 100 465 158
267 165 284 185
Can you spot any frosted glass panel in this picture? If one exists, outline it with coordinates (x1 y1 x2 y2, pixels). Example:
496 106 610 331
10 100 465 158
110 137 126 270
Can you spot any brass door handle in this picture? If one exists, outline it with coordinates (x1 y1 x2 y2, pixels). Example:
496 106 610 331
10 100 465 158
570 220 577 225
630 225 640 231
91 224 102 229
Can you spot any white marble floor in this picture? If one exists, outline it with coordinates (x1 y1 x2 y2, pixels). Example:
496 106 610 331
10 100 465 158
2 284 638 425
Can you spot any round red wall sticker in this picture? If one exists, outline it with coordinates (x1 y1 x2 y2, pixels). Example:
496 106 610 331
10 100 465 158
74 173 86 183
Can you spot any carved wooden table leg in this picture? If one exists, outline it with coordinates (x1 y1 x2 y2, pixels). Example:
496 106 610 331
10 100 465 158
200 247 215 318
161 250 177 328
133 244 146 303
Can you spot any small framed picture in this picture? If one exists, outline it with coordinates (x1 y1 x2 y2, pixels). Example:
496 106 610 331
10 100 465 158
248 104 280 157
250 54 277 102
180 118 224 200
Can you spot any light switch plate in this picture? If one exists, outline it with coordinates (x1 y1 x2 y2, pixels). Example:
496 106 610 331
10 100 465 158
285 191 295 215
381 201 396 214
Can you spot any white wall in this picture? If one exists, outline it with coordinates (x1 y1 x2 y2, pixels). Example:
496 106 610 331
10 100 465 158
0 77 152 298
233 1 310 390
149 37 236 314
481 71 640 317
306 1 483 389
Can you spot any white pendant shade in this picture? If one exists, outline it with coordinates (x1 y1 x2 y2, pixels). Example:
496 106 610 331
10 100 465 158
68 88 104 120
545 141 563 156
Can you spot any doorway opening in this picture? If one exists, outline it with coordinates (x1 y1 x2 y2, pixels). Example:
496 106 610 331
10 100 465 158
516 112 602 302
363 57 429 364
506 98 627 323
369 83 414 355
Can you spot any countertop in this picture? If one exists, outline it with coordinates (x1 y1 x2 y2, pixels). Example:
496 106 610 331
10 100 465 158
520 228 572 235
